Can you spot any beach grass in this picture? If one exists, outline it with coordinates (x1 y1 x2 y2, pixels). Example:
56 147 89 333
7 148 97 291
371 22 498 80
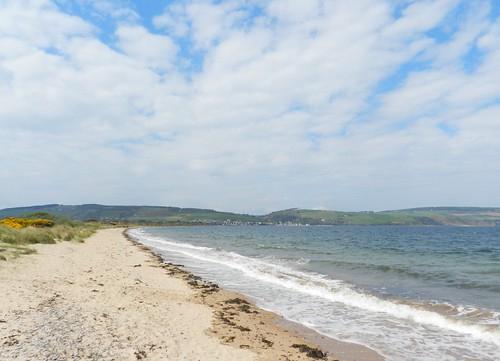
0 214 99 261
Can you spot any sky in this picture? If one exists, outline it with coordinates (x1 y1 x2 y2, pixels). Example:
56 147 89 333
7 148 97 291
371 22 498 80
0 0 499 214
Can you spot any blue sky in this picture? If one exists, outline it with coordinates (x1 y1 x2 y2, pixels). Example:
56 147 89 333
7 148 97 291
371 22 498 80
1 0 499 213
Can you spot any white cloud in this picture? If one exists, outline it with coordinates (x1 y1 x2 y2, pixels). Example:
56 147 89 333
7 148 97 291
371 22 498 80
116 25 177 70
266 0 322 23
0 0 93 48
1 0 499 212
153 3 190 37
86 0 139 21
154 0 250 49
385 0 459 36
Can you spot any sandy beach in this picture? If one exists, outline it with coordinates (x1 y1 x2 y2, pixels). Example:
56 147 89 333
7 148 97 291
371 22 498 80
0 228 383 361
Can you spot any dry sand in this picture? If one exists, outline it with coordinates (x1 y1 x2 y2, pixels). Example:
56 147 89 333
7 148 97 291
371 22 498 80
0 228 383 361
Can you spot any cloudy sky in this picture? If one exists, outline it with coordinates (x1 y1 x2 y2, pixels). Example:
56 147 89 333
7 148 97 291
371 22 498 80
0 0 499 214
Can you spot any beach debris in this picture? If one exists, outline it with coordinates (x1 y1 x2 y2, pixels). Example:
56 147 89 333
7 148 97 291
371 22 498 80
222 335 235 343
36 294 61 310
133 264 142 267
223 297 257 313
147 253 163 264
225 298 250 305
239 303 257 313
147 343 160 351
291 344 327 359
183 273 220 295
134 350 147 360
2 335 19 346
235 325 251 332
261 337 274 348
217 312 236 326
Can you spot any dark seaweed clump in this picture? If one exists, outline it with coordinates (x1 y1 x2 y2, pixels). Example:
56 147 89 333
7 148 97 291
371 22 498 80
291 344 327 359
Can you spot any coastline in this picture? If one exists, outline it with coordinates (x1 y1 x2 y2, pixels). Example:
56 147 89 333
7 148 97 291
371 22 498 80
126 229 384 361
0 227 383 361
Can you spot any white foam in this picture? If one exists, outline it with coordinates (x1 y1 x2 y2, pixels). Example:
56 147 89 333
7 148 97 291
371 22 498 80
128 228 500 348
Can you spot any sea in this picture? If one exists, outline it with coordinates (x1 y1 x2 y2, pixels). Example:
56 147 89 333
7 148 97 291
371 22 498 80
128 225 500 361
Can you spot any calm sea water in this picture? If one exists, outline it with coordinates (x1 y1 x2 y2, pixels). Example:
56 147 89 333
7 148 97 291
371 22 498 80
129 225 500 361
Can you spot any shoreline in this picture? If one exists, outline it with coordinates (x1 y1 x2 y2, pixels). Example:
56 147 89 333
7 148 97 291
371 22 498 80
0 227 383 361
125 228 384 361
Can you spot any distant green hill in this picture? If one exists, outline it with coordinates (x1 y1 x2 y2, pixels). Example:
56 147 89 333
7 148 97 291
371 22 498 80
1 204 499 226
264 207 500 226
0 204 257 224
382 207 500 226
264 209 434 225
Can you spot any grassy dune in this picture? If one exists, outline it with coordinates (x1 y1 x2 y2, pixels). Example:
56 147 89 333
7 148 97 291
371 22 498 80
0 214 98 261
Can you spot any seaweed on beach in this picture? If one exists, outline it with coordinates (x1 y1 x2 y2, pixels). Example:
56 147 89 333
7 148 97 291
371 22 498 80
223 298 258 314
183 273 220 295
291 344 328 359
224 298 250 305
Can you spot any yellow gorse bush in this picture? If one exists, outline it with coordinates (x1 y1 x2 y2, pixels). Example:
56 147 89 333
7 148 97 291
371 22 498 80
0 217 55 229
